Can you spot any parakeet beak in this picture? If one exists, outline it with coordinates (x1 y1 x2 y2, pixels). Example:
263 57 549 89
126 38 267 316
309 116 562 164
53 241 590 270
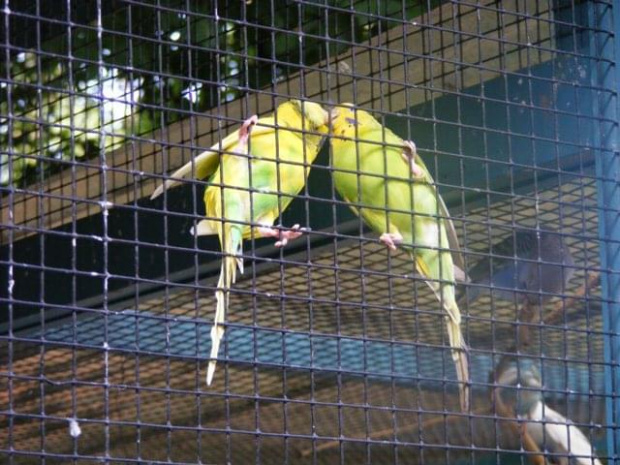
329 107 340 123
322 107 330 127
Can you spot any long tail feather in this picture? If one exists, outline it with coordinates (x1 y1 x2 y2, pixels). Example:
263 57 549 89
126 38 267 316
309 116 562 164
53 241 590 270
445 308 470 412
420 265 470 412
206 267 230 385
206 227 243 386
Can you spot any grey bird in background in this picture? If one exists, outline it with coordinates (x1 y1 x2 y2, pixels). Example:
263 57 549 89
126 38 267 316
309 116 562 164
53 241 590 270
491 354 602 465
459 228 575 345
459 228 575 307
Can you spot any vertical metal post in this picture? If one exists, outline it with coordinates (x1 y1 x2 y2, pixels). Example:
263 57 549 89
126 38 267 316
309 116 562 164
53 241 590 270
595 2 620 461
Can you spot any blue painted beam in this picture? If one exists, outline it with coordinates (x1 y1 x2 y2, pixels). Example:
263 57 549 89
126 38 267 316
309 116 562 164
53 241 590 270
594 1 620 461
23 310 606 398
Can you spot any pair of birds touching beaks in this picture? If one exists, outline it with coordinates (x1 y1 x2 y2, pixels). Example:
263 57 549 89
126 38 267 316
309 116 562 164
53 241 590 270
151 100 469 404
151 100 596 463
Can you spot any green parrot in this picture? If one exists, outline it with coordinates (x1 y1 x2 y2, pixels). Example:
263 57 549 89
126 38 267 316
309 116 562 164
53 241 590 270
328 103 470 411
151 100 330 385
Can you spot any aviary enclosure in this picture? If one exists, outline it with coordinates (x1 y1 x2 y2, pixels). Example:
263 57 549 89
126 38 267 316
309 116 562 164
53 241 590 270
1 1 619 464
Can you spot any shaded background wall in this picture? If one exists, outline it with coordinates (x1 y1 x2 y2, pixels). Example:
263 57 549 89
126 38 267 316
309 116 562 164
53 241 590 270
0 1 618 463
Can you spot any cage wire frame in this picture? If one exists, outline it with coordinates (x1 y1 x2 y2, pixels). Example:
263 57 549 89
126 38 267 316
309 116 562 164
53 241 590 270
0 0 619 464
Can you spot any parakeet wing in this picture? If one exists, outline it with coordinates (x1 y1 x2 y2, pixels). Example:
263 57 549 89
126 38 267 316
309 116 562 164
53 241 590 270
437 188 466 278
150 123 275 200
409 150 466 279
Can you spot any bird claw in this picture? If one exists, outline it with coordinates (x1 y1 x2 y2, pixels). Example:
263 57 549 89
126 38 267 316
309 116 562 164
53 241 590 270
238 115 259 146
258 224 308 248
402 140 424 178
380 232 403 251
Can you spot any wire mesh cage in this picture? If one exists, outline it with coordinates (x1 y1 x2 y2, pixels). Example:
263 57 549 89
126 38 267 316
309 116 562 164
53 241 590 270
1 0 619 464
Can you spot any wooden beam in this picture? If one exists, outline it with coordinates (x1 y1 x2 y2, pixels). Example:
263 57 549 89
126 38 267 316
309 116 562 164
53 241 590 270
1 0 554 244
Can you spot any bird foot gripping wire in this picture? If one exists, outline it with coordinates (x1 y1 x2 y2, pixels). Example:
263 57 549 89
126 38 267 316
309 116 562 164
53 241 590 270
401 140 425 178
238 115 259 148
258 224 308 247
379 232 404 251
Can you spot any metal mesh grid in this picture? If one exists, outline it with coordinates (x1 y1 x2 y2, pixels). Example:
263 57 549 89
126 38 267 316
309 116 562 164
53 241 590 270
1 0 618 464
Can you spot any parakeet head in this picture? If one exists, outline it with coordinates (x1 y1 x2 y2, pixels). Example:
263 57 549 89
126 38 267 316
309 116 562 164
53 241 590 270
493 354 544 416
328 103 381 139
285 99 330 133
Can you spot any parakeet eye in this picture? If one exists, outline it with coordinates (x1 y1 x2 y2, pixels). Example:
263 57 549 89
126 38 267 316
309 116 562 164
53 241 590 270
345 117 358 126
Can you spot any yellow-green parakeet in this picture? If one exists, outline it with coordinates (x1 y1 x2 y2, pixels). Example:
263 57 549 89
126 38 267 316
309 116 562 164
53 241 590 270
151 100 329 385
328 104 470 411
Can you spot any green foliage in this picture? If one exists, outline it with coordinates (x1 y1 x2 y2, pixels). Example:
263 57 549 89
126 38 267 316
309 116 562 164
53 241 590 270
1 0 439 187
